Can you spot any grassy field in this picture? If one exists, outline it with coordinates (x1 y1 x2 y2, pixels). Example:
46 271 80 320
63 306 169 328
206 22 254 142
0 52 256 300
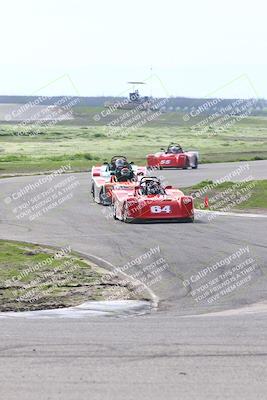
183 179 267 212
1 107 267 175
0 240 136 312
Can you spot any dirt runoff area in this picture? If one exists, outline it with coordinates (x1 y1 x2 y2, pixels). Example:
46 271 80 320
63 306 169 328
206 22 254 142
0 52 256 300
0 240 146 312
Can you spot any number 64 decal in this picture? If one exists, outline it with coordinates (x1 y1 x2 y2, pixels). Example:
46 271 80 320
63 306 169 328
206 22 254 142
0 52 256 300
151 205 171 213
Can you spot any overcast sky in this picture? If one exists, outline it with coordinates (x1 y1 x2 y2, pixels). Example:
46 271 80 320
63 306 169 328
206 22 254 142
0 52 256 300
1 0 266 98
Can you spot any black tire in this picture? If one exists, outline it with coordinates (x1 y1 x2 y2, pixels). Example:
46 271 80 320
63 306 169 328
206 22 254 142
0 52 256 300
113 204 117 220
91 183 95 199
192 158 198 169
99 188 106 205
100 188 112 206
182 157 189 169
122 203 131 223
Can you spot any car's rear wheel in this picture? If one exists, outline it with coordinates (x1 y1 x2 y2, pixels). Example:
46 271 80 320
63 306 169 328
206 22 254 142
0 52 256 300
91 183 95 199
113 204 118 220
192 158 198 169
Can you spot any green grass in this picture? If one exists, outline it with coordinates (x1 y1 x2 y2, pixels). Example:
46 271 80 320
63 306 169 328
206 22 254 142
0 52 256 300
0 240 135 312
183 180 267 211
1 108 267 175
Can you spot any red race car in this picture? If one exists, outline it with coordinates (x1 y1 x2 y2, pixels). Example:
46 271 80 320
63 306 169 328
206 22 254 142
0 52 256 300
112 177 194 223
146 143 199 170
91 156 146 205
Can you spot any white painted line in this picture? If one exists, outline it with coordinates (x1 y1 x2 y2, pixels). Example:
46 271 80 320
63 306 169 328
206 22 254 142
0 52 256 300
196 209 267 218
183 301 267 318
0 240 159 317
82 251 159 309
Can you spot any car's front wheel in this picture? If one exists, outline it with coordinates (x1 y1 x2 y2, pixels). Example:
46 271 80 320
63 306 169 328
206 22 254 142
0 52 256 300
122 203 131 223
99 187 109 205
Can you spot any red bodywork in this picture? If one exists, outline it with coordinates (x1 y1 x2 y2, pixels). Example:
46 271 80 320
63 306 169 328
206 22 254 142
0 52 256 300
92 175 138 205
91 165 147 177
147 152 188 169
91 160 147 205
91 166 102 177
113 186 194 223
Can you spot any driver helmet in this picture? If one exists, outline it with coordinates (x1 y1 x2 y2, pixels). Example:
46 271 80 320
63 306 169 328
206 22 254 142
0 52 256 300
120 167 131 177
147 182 161 195
170 145 180 154
115 158 125 169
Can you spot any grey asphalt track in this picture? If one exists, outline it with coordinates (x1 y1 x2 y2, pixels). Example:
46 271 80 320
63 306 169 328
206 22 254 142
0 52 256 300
0 160 267 400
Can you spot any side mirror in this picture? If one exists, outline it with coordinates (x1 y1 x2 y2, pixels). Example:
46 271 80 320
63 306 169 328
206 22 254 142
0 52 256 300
165 185 172 189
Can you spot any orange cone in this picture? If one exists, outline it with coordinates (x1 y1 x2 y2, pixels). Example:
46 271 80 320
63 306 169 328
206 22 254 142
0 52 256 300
204 196 209 208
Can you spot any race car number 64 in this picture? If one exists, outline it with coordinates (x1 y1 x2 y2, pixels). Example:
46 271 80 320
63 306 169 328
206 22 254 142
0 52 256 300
151 205 171 213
